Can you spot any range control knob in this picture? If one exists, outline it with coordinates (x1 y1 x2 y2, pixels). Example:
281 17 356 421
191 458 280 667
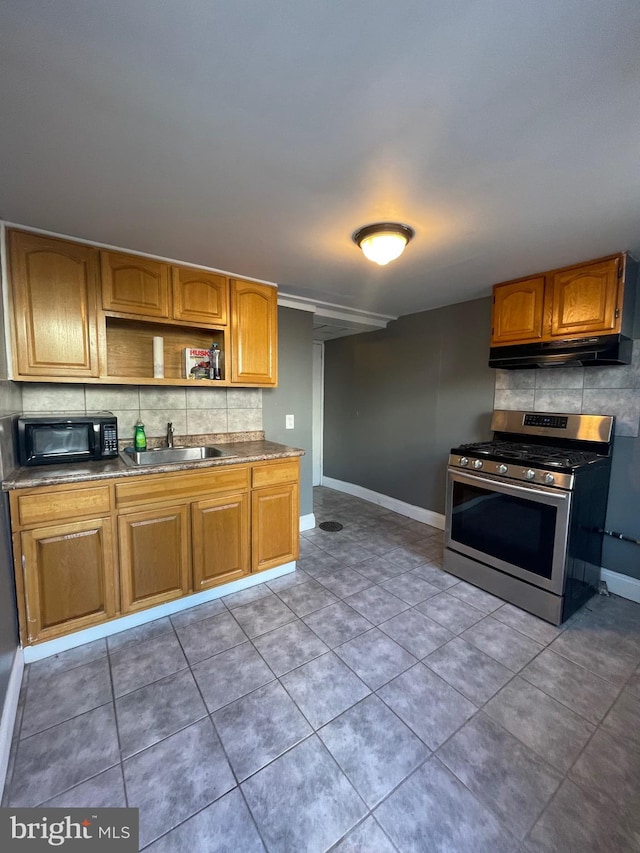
496 464 508 474
473 459 483 469
525 469 536 480
543 472 555 485
459 456 469 467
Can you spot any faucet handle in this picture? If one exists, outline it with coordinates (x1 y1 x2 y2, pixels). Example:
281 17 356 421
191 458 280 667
167 421 174 431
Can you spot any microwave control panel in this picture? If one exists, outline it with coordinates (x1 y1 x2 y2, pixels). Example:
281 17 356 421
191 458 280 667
102 423 119 456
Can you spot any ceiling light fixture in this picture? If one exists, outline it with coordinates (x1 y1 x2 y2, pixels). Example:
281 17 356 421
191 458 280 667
352 222 415 266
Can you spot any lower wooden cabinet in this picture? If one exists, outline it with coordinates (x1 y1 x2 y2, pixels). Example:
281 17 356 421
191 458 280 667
9 456 301 645
192 492 250 590
118 505 190 613
18 517 117 643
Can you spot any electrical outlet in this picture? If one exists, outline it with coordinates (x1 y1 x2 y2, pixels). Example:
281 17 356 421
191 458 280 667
285 414 295 429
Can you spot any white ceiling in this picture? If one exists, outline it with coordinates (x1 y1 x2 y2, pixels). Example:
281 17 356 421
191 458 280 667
1 1 639 321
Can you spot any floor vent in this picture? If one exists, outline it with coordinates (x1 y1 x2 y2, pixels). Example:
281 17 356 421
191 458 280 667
318 521 344 532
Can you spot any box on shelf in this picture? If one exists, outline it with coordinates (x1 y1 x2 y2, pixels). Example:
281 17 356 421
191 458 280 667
184 347 210 379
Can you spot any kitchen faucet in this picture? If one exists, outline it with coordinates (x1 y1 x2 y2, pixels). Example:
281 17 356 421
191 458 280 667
167 422 175 448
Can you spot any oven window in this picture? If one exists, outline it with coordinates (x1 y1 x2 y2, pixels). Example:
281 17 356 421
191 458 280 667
30 425 91 457
451 480 557 579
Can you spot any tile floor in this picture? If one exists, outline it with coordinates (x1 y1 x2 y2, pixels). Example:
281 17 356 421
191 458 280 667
3 486 640 852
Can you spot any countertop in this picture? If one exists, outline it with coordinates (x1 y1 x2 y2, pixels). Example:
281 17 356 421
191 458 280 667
2 438 305 491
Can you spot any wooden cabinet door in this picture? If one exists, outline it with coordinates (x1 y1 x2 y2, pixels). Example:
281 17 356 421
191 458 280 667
20 517 117 643
251 483 299 572
491 276 546 345
172 267 228 325
230 279 278 385
101 251 170 318
118 504 190 612
8 230 100 377
550 257 621 338
192 492 249 590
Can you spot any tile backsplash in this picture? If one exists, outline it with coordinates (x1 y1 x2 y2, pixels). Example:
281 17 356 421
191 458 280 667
21 384 263 440
494 341 640 437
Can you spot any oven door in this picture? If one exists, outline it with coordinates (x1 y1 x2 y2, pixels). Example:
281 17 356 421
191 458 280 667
445 468 571 595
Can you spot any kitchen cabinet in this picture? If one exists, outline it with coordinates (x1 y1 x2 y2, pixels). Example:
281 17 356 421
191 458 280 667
491 254 627 346
118 504 190 612
192 492 250 589
230 279 278 385
8 229 101 378
172 267 228 326
101 251 171 318
251 459 299 572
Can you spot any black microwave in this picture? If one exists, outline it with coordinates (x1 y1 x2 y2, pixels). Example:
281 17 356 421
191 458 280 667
17 413 119 466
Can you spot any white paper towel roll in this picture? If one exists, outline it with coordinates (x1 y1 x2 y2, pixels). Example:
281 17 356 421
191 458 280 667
153 336 164 378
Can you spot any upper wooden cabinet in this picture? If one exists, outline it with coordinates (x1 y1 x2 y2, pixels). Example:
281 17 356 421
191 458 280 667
491 254 627 347
230 279 278 385
101 251 171 318
172 267 228 326
8 230 100 378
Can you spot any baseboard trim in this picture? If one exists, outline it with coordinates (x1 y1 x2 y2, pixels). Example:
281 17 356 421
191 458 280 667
300 513 316 532
600 568 640 604
22 562 297 663
321 476 445 530
0 647 24 796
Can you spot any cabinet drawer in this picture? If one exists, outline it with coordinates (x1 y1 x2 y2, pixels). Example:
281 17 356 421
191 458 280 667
116 465 250 508
251 458 299 488
15 484 112 528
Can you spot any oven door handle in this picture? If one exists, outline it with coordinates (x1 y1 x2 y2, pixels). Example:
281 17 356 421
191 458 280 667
448 468 570 503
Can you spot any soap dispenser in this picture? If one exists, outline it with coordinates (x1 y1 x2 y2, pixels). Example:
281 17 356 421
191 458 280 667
134 419 147 451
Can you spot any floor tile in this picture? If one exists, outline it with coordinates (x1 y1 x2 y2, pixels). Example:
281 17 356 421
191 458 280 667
569 727 640 824
110 630 188 697
424 637 514 705
447 580 504 614
169 597 227 629
484 677 595 773
438 712 562 839
318 541 375 566
626 664 640 698
335 628 417 690
303 602 374 648
344 585 409 624
266 568 310 592
330 817 397 853
378 663 476 749
212 680 312 780
124 718 235 848
40 766 126 808
145 788 266 853
410 563 460 590
107 616 174 651
115 668 207 758
355 555 407 584
8 704 120 806
319 694 429 808
461 616 544 671
492 603 564 645
175 611 247 664
385 546 432 572
602 687 640 749
280 651 370 729
416 591 486 633
379 608 453 659
276 579 339 616
191 641 274 712
547 619 639 685
231 595 297 638
374 756 516 853
222 584 274 610
297 551 344 577
252 619 328 675
315 567 373 598
379 571 439 605
27 638 107 680
242 735 367 853
520 648 621 724
526 778 638 853
21 656 112 738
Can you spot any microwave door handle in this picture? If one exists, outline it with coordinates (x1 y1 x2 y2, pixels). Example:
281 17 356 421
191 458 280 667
90 423 100 457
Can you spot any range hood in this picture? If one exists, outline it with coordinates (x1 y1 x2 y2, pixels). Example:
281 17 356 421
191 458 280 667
489 334 633 369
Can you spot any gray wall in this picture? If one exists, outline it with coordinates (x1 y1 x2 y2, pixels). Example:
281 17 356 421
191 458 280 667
323 297 496 514
262 307 314 516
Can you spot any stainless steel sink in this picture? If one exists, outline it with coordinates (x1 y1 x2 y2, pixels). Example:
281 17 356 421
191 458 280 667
121 446 235 466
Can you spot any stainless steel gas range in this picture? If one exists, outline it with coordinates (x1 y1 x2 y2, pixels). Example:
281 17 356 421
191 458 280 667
444 410 614 625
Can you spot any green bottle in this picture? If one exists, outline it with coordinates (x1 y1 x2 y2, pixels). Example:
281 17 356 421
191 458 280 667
134 420 147 451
